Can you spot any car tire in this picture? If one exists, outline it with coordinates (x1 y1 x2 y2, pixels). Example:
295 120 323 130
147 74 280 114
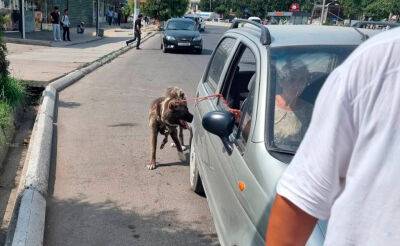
190 143 204 195
161 43 168 53
195 48 202 54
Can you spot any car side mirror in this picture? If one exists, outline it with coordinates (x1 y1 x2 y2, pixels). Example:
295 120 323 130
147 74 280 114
202 111 235 153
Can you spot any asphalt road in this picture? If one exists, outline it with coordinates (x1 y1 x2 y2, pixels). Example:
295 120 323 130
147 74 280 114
44 26 226 246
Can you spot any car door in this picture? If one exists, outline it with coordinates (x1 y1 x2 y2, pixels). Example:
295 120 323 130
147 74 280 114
195 36 259 245
199 36 265 245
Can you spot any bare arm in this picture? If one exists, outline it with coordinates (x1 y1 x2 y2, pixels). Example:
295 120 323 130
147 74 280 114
266 195 317 246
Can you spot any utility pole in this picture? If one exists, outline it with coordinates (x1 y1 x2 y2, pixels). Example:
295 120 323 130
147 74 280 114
133 0 139 34
320 0 326 25
19 0 25 39
96 0 99 36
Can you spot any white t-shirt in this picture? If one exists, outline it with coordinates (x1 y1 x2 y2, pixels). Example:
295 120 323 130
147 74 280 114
277 28 400 246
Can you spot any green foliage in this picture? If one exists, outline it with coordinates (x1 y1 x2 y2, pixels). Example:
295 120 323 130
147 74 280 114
142 0 189 21
0 101 11 129
0 15 24 129
0 14 9 80
121 2 132 20
199 0 399 20
0 76 25 107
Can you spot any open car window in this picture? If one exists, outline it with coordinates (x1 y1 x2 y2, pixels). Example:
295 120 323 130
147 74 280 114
220 45 257 154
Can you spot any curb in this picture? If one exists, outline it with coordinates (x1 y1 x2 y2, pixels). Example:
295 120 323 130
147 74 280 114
6 30 158 246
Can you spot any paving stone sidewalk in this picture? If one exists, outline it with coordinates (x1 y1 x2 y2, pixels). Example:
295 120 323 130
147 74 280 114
6 26 157 85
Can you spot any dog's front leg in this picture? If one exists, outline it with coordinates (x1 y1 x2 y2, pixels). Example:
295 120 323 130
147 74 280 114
187 125 193 147
148 124 158 170
170 129 185 162
178 126 186 150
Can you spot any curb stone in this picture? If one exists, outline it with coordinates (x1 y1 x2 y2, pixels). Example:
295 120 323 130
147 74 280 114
5 31 158 246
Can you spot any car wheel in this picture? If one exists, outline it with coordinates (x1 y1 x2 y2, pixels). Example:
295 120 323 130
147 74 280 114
196 48 202 54
190 143 204 195
162 43 167 53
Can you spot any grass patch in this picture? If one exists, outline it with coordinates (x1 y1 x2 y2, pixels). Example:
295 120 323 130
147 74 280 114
1 76 25 107
0 76 25 129
0 101 11 129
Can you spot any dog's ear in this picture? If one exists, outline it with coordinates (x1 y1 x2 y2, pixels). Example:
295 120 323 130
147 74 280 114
168 100 177 110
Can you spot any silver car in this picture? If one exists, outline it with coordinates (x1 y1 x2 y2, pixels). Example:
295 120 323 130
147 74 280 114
189 21 373 245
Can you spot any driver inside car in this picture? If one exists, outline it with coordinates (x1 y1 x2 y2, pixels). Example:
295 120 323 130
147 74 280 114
273 61 313 150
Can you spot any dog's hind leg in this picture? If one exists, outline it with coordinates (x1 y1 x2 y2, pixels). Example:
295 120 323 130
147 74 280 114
160 133 169 149
170 128 185 162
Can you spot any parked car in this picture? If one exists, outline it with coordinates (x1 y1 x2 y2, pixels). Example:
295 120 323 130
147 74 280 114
161 18 203 54
351 20 400 30
189 20 375 245
184 14 206 32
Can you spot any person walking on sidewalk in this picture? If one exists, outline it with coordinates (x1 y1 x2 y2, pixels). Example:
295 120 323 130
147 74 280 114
50 6 61 41
61 9 71 41
266 28 400 246
126 14 143 49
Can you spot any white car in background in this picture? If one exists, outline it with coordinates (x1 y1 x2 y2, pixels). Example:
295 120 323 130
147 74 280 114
248 16 262 23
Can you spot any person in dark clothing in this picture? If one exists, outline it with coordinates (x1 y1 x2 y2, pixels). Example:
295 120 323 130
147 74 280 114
125 14 143 49
50 6 61 41
117 10 122 26
61 9 71 41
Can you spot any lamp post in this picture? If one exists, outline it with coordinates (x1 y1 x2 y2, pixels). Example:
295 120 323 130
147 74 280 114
133 0 139 34
320 0 326 25
95 0 99 36
19 0 25 39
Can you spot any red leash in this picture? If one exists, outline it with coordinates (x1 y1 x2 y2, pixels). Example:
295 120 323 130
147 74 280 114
183 94 241 120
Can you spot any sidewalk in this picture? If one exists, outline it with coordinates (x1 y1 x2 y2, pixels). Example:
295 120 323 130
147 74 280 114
6 26 157 85
4 27 101 47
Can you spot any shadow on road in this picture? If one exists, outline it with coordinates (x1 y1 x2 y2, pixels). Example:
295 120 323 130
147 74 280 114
44 196 219 246
58 100 81 109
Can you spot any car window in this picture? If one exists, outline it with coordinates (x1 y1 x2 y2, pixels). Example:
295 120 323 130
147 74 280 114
268 45 355 154
166 20 195 31
204 37 236 90
220 45 257 153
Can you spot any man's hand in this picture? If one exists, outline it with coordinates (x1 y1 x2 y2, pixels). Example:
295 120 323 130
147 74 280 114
266 195 317 246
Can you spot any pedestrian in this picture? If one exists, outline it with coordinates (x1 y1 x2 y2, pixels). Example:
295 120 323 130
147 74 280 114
125 14 143 49
50 6 61 41
107 8 112 26
117 9 122 26
61 9 71 41
113 11 118 25
266 28 400 245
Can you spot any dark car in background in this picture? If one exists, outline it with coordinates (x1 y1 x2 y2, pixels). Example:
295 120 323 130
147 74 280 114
161 18 203 54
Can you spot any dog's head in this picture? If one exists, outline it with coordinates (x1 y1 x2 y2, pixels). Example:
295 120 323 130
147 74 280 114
161 94 193 129
166 87 186 100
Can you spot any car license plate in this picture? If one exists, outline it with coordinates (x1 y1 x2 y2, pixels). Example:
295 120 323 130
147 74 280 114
178 42 190 46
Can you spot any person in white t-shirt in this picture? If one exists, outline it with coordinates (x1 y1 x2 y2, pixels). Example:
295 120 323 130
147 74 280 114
266 28 400 246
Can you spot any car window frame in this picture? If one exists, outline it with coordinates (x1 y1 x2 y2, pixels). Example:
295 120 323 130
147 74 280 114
264 44 358 161
215 37 261 155
202 35 239 93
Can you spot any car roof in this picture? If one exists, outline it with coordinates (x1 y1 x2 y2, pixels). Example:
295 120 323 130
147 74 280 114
228 24 379 47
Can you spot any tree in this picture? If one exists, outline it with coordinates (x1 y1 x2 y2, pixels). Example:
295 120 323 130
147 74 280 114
363 0 400 19
214 4 228 18
142 0 189 21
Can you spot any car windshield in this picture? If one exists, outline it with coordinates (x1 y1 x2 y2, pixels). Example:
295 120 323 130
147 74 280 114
166 20 195 31
268 45 355 153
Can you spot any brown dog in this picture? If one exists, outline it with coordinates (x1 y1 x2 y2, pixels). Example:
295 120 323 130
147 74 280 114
148 87 194 170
